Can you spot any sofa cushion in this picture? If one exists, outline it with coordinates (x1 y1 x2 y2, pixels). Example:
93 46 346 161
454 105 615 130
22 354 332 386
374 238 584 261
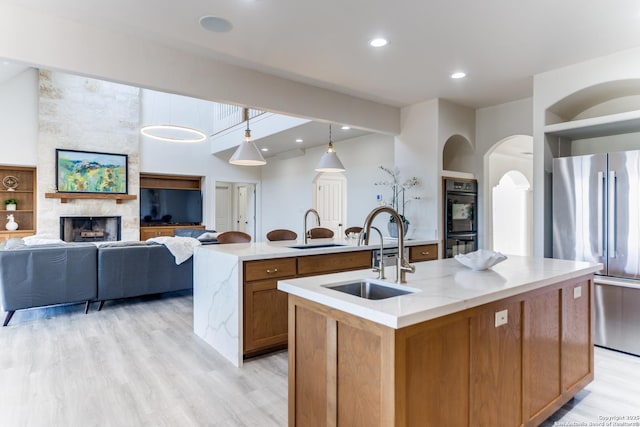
0 243 97 311
97 244 192 301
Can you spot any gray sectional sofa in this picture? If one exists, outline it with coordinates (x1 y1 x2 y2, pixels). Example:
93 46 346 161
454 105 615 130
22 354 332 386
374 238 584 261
0 240 194 326
97 242 192 311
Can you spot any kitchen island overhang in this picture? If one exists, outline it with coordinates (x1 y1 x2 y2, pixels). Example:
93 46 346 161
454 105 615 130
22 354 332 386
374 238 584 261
279 256 602 427
277 255 602 329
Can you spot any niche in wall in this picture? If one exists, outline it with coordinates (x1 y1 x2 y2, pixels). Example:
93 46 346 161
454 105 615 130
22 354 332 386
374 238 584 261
442 134 474 176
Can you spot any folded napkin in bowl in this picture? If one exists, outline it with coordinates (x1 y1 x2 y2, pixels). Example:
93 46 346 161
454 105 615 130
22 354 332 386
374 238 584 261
454 249 507 271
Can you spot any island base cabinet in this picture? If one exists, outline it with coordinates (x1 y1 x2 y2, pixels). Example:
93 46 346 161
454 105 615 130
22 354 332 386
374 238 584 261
288 275 594 427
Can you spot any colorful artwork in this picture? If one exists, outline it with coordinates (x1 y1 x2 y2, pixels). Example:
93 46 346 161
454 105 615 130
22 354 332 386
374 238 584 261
56 149 128 194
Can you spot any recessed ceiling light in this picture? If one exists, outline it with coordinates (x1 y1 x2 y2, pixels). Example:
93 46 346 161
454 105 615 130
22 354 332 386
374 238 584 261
199 16 233 33
451 71 466 79
369 38 388 48
261 148 269 152
295 138 303 143
341 126 351 130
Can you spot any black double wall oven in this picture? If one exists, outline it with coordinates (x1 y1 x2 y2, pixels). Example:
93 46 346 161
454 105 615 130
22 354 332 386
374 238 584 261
444 179 478 258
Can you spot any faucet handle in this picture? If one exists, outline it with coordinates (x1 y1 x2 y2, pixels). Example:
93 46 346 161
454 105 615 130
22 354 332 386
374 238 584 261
399 257 415 273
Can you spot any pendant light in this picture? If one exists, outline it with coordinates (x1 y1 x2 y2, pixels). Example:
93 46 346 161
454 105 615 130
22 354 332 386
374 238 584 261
229 116 266 166
315 124 345 172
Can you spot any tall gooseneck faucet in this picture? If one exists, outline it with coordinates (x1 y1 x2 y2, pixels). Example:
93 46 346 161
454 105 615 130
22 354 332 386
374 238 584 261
360 206 415 284
303 208 321 244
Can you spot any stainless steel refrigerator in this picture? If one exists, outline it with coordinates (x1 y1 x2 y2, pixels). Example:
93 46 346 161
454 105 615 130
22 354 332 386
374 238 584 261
553 150 640 356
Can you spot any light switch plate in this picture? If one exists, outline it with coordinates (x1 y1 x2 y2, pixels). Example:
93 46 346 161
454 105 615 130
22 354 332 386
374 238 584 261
574 286 582 299
495 309 508 327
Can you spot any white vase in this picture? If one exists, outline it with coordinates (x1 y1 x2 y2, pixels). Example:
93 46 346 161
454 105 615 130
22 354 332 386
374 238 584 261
5 204 16 211
5 217 18 231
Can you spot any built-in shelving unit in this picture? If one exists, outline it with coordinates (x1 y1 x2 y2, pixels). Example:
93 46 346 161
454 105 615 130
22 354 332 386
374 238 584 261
44 192 137 204
544 109 640 139
139 173 203 241
0 165 37 241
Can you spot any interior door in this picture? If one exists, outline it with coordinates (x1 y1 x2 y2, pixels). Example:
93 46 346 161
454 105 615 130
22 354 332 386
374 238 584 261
314 174 346 235
237 185 248 233
215 184 232 232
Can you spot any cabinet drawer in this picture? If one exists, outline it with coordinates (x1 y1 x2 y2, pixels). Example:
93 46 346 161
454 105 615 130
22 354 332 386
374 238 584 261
297 250 371 276
409 244 438 262
244 257 297 282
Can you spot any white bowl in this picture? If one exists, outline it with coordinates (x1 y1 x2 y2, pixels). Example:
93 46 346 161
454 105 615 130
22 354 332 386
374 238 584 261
454 249 507 271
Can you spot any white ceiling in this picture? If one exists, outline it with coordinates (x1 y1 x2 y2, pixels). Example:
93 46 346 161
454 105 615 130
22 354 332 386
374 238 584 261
4 1 640 158
6 0 640 109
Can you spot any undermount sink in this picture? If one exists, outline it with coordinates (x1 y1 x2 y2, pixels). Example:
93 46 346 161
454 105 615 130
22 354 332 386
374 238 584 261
324 280 415 300
288 243 347 249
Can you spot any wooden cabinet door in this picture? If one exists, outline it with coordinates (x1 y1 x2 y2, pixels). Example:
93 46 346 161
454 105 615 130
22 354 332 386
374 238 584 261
562 279 592 391
523 288 561 423
470 301 522 427
243 279 289 355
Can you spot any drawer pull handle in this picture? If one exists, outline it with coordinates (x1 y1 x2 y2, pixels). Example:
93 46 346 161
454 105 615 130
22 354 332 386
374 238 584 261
421 251 430 255
266 268 279 274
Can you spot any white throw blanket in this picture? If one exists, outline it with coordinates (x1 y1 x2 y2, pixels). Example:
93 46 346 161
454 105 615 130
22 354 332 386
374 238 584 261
147 236 201 265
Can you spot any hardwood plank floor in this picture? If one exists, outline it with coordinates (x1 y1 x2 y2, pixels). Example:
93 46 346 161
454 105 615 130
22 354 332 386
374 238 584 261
1 291 638 426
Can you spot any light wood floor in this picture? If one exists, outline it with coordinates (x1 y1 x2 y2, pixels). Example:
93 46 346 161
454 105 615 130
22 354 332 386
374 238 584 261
1 292 638 426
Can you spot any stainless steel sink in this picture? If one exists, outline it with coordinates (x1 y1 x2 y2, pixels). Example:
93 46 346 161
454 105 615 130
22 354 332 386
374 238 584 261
324 280 415 300
288 243 346 249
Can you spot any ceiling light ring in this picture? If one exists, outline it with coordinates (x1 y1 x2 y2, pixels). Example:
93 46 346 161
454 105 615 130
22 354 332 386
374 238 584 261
140 124 207 143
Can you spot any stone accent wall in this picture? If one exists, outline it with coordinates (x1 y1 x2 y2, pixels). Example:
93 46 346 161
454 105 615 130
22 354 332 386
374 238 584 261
37 70 141 240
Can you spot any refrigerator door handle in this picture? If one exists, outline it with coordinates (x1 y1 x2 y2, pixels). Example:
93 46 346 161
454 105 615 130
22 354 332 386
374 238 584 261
608 170 617 258
597 171 605 257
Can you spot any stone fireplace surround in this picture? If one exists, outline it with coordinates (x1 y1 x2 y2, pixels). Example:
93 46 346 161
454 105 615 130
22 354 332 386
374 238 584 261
60 216 122 243
37 71 141 241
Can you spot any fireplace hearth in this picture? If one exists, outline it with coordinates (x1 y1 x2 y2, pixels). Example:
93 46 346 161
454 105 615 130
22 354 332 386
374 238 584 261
60 216 122 242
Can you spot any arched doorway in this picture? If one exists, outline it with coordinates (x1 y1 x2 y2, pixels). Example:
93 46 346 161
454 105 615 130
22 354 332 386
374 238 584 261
484 135 533 254
492 171 532 256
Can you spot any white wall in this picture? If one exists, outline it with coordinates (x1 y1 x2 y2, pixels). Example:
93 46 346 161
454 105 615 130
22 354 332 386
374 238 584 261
475 98 533 248
260 133 395 241
394 99 439 240
533 46 640 256
0 68 38 166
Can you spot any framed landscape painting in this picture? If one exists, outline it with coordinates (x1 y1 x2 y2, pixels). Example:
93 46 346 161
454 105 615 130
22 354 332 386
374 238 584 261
56 149 128 194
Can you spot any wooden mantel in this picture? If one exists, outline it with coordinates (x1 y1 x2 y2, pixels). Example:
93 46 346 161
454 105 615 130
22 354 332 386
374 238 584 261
45 192 137 204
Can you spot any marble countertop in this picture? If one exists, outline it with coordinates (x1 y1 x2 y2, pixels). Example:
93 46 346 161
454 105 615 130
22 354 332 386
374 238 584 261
277 256 602 329
194 237 438 261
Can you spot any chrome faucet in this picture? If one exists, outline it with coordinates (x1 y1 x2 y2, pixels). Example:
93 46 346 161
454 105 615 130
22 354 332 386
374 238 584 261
369 226 385 279
303 208 321 244
360 206 415 284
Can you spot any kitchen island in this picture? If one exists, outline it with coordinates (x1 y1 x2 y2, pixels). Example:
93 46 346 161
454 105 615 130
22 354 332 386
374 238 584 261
278 256 601 427
193 237 438 366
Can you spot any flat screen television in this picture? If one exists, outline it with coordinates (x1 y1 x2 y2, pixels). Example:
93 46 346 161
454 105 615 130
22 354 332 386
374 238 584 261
140 188 202 225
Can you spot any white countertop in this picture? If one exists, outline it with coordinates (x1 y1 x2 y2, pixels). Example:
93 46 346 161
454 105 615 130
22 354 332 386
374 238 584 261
194 237 438 261
277 256 602 329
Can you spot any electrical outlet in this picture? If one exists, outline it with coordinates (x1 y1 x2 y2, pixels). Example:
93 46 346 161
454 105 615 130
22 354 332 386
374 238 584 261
574 286 582 299
495 309 508 327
